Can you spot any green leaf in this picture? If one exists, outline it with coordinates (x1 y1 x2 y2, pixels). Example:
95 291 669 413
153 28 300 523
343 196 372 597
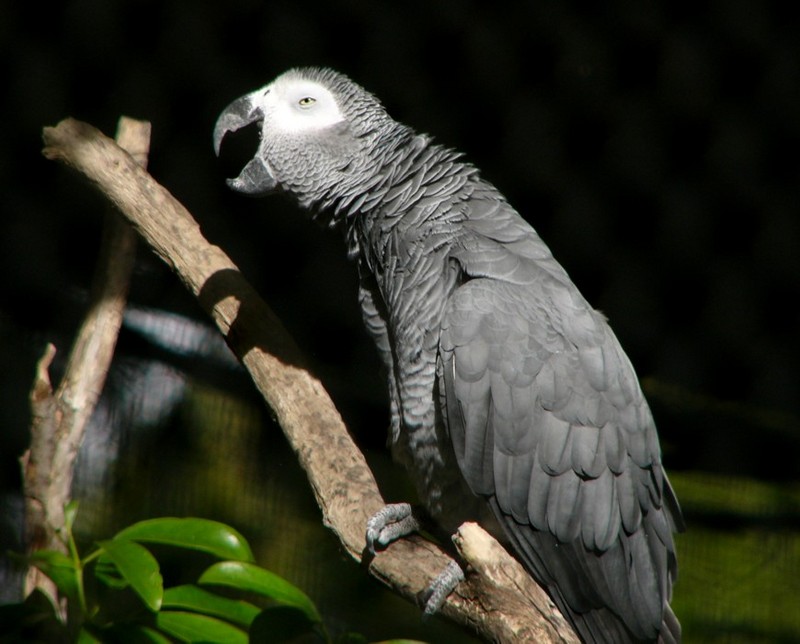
85 624 173 644
155 610 248 643
113 518 254 562
199 561 320 623
163 585 261 627
131 626 173 644
77 627 102 643
23 549 80 601
97 540 163 611
94 554 130 590
249 606 319 642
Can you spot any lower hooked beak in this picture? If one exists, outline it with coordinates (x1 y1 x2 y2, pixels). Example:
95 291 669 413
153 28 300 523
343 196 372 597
213 94 278 196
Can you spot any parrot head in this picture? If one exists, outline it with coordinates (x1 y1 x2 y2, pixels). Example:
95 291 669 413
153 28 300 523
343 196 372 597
214 68 398 209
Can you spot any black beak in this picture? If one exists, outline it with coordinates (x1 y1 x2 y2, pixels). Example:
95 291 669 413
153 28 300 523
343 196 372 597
213 94 278 195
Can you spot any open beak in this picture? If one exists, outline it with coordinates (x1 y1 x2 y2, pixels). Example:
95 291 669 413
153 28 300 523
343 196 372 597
213 93 278 195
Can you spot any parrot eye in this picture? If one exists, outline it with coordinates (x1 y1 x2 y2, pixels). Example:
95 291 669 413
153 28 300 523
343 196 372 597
298 96 316 108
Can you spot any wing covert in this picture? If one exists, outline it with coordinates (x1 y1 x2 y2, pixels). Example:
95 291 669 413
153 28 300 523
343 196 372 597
439 270 681 642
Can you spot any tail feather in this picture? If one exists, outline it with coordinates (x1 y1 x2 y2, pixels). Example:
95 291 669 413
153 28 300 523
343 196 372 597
657 605 682 644
489 496 681 643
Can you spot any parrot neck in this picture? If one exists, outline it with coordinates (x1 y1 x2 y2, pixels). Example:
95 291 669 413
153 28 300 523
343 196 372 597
332 128 478 260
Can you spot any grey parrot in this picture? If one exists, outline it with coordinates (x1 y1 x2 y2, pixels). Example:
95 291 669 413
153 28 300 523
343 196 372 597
213 67 683 643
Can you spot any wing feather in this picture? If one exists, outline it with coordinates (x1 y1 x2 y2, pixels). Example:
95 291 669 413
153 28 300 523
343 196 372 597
546 470 582 543
527 453 552 529
494 449 534 522
439 266 682 642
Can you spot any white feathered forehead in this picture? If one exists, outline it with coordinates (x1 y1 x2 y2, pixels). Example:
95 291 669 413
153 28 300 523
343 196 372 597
276 67 388 118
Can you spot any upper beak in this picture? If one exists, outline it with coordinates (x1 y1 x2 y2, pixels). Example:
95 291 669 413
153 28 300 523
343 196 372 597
213 93 278 195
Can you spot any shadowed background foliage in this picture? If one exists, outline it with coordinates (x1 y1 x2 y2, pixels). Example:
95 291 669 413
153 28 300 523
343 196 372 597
1 1 799 641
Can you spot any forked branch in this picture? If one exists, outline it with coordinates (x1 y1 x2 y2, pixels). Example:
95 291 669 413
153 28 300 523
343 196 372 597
40 118 578 643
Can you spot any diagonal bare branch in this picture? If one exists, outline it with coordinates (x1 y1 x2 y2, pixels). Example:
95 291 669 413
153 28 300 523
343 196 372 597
40 117 578 643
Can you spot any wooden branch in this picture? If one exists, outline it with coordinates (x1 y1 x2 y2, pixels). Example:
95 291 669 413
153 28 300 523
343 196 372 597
22 118 148 608
40 118 579 644
453 523 577 642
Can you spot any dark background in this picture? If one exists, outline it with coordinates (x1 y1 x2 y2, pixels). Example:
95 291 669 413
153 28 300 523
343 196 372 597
2 1 799 641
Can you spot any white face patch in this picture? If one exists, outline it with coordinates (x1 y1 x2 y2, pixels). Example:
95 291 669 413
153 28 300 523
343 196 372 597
248 77 345 135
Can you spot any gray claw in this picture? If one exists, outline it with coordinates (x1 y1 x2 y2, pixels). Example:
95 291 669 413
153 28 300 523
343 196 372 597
366 503 420 554
423 560 465 616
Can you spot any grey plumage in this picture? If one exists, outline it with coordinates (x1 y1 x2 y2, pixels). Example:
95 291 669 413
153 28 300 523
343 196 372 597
214 67 683 643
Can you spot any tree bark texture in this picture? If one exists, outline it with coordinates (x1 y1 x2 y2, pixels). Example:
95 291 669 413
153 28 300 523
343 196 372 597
40 117 579 644
22 118 147 607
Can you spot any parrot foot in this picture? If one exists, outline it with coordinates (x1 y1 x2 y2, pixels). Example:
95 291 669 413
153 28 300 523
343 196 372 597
365 502 420 554
420 559 465 617
365 505 464 615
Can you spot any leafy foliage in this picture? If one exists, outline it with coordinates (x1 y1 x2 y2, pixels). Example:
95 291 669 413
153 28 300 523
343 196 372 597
2 504 415 643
